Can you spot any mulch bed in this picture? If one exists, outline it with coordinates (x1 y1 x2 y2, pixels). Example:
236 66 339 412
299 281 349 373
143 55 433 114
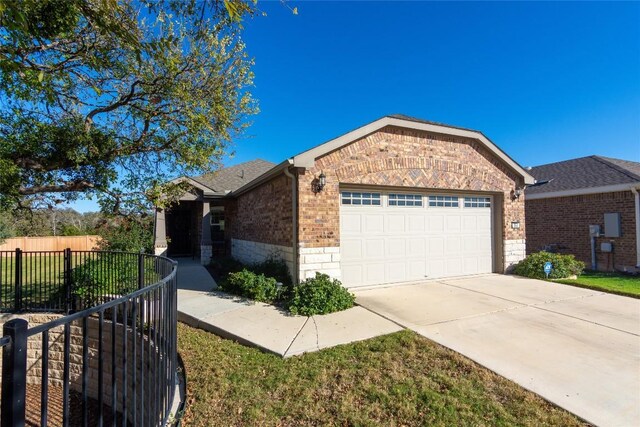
23 384 130 427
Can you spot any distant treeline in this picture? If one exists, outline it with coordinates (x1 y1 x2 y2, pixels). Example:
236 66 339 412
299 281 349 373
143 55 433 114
0 209 154 253
0 208 104 238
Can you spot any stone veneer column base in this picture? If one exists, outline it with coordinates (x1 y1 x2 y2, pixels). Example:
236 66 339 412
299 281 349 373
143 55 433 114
200 245 212 265
154 246 167 257
231 239 294 275
298 247 341 281
504 239 526 272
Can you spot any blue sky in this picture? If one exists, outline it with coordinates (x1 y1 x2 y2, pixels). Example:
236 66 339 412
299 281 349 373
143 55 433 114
71 1 640 212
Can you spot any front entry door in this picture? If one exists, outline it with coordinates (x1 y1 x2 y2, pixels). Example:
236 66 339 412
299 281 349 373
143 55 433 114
168 209 192 256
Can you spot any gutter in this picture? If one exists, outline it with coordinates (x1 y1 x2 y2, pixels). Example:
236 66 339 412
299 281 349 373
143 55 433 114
283 166 299 284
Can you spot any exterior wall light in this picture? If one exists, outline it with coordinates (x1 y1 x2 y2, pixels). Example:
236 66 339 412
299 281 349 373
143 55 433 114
514 188 522 199
313 172 326 193
511 221 521 229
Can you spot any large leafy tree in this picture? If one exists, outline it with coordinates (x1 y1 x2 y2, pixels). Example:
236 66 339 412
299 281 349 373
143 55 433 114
0 0 257 214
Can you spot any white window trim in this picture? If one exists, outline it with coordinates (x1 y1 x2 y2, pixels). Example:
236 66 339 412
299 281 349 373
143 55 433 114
463 196 492 208
388 193 424 207
340 191 382 206
427 195 461 208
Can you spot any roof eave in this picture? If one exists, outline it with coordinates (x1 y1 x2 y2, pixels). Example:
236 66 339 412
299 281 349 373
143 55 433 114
169 176 217 197
292 116 535 184
230 159 294 197
526 182 640 200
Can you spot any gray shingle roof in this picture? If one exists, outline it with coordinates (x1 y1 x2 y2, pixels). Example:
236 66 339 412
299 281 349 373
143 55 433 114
192 159 275 194
525 155 640 195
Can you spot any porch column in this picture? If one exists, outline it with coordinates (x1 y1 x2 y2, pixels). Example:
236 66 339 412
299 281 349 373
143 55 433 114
200 201 213 265
154 208 168 256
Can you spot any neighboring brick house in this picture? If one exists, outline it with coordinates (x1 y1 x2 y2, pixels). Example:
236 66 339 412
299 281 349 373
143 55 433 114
525 156 640 272
154 115 535 288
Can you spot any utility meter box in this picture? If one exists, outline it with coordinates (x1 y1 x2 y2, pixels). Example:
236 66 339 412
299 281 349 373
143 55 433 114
601 242 613 253
589 224 601 237
604 213 621 238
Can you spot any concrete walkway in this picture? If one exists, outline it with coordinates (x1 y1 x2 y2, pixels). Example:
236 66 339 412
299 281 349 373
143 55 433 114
175 258 401 357
355 274 640 427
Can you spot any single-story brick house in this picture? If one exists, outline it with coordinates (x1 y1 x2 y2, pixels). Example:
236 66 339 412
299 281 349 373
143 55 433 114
525 155 640 272
154 115 535 287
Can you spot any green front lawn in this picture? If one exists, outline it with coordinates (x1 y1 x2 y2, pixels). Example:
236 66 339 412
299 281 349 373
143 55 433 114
554 271 640 298
178 323 583 426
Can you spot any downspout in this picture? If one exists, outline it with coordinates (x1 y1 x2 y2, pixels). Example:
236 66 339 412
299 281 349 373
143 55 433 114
283 166 298 284
631 186 640 268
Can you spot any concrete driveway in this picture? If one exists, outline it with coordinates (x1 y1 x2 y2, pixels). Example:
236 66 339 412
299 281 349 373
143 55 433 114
354 274 640 427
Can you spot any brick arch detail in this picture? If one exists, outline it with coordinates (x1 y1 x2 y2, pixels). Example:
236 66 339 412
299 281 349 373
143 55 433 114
334 157 509 193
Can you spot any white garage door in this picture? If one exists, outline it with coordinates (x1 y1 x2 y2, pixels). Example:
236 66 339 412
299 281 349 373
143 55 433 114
340 190 493 288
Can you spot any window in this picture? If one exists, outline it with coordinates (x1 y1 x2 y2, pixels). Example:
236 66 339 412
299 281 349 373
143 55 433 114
210 207 225 232
341 191 381 206
464 197 491 208
389 194 423 207
428 195 459 207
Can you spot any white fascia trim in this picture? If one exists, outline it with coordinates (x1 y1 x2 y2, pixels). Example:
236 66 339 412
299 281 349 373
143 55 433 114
526 182 640 200
292 116 535 185
169 176 216 197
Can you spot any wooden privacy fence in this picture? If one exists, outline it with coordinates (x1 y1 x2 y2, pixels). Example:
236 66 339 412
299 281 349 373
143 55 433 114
0 235 100 251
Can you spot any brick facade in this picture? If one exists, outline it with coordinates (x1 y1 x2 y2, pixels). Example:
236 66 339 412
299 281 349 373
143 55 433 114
526 191 637 270
0 313 161 423
296 126 526 272
232 173 293 247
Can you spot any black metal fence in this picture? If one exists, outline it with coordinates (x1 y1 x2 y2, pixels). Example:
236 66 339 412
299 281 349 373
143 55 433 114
0 249 163 313
0 251 178 427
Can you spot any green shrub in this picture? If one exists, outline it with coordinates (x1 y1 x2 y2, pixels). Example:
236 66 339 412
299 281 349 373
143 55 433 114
250 257 292 287
288 273 355 316
224 269 279 303
210 256 245 277
513 251 585 280
71 254 139 306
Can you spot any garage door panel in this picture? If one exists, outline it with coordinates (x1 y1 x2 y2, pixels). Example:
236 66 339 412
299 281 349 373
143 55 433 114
341 192 493 287
428 259 445 278
342 265 363 286
479 236 492 251
386 262 407 283
386 215 406 233
446 215 461 231
463 236 477 252
366 263 385 283
387 239 406 257
428 215 444 232
342 214 362 234
428 237 445 256
462 216 477 232
364 239 385 259
464 257 479 274
446 258 463 276
445 236 461 254
363 215 384 233
478 256 492 272
408 238 426 255
408 215 426 233
477 215 491 230
408 261 426 280
342 239 363 259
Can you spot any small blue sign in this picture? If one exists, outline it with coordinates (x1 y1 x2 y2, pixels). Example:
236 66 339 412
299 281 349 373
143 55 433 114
543 262 553 278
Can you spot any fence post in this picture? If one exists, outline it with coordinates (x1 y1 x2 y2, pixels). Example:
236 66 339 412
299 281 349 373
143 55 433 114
64 248 72 313
138 250 145 289
14 248 22 312
1 318 28 427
